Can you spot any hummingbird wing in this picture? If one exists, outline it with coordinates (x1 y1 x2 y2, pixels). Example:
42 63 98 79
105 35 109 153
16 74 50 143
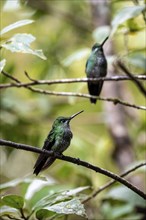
33 130 56 175
85 56 107 103
85 56 96 76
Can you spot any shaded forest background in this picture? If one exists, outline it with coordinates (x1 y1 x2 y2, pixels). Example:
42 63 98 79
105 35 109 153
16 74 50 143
0 0 146 219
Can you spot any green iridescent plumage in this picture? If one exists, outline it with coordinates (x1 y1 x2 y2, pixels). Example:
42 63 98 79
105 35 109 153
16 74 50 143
85 37 108 104
33 110 83 175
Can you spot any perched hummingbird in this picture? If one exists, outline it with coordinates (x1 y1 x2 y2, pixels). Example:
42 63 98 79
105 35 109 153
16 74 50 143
33 110 84 175
85 36 108 104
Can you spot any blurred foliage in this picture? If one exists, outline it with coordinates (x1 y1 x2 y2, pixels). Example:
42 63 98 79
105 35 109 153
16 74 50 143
0 178 89 219
101 186 146 220
0 0 146 219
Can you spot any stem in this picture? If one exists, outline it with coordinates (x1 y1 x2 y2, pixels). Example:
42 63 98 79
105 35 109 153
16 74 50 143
83 162 146 203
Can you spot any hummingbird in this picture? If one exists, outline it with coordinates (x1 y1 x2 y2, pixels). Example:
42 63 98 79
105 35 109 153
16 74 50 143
85 36 108 104
33 110 84 175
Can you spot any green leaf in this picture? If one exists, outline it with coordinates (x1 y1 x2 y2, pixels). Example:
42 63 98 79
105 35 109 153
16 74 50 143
36 209 56 220
1 33 47 60
32 186 89 211
25 178 56 200
0 19 34 35
60 186 90 196
38 198 87 218
1 195 24 209
105 186 146 207
0 177 32 191
111 204 134 218
0 206 20 218
111 5 145 35
27 185 68 211
101 201 134 219
0 59 6 72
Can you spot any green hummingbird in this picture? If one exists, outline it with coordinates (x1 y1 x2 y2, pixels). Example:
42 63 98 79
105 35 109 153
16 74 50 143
85 36 108 104
33 110 84 175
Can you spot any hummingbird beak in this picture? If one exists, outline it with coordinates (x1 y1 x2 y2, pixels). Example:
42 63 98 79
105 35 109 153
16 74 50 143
101 36 109 47
69 110 84 121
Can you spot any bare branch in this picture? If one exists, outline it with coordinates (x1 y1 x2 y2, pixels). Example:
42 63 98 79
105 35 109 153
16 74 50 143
24 71 37 82
24 86 146 111
83 161 146 203
118 61 146 97
1 71 21 83
0 139 146 200
0 70 146 89
1 70 146 111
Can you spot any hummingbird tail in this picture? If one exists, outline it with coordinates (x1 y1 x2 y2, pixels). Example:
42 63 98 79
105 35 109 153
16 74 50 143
41 157 56 170
33 156 56 176
88 80 104 104
90 98 97 104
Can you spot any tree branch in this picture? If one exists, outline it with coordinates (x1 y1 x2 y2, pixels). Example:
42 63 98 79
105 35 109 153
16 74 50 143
1 71 21 83
83 161 146 203
21 86 146 111
0 70 146 89
0 71 145 111
1 71 146 110
0 139 146 200
118 61 146 97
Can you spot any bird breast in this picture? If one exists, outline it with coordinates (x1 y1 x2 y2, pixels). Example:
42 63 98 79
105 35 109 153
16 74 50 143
96 56 107 66
63 128 73 143
55 128 73 153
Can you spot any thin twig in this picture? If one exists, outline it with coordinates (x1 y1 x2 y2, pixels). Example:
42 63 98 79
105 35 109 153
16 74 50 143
118 61 146 97
26 86 146 111
0 139 146 200
24 71 37 82
1 71 21 83
1 70 146 110
0 70 146 89
83 162 146 203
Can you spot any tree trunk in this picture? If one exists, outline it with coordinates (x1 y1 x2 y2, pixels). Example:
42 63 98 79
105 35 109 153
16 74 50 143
88 0 143 189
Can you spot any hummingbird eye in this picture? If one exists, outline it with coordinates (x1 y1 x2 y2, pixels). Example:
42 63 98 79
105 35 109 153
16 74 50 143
92 45 97 51
92 44 102 52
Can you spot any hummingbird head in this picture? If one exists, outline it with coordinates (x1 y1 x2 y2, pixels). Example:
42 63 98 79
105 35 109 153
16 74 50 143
53 110 84 128
92 36 109 53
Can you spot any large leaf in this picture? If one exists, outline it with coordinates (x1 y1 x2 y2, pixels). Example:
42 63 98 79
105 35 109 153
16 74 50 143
25 178 56 200
1 33 47 60
36 198 87 218
111 5 145 35
101 200 134 219
0 206 20 219
1 195 24 209
32 186 89 210
27 184 66 211
101 185 145 219
0 177 32 191
61 186 90 196
36 209 56 220
0 59 6 72
104 186 146 207
0 19 34 35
